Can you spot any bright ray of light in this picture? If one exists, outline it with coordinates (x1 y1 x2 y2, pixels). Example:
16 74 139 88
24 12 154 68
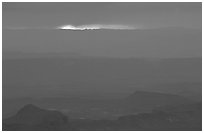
58 24 136 30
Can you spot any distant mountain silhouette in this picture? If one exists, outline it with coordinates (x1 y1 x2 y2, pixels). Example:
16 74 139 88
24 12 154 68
3 104 70 131
141 82 202 101
122 91 193 111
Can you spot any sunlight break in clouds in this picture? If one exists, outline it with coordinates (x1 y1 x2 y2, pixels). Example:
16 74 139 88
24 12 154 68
57 24 136 30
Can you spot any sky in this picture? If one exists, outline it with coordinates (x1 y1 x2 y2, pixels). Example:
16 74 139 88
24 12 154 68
2 2 202 58
3 2 201 29
2 2 202 99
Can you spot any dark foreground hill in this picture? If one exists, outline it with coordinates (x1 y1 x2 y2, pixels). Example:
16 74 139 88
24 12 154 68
3 104 71 131
71 102 202 131
3 102 201 131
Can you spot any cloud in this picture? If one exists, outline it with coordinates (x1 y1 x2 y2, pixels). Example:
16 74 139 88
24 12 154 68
3 24 138 30
57 24 136 30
